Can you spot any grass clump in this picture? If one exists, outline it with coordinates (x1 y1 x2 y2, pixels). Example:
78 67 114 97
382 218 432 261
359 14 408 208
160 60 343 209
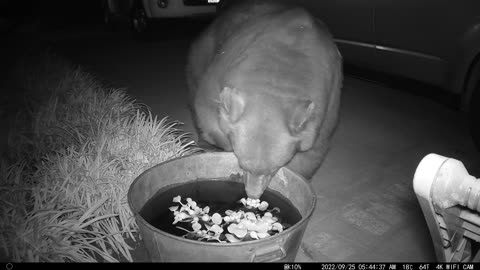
0 51 199 262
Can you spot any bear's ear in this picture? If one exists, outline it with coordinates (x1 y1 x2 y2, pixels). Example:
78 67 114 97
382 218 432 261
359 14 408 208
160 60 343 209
289 100 315 135
219 86 245 123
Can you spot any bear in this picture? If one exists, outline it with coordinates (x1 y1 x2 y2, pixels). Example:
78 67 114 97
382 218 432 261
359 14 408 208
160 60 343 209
186 0 342 199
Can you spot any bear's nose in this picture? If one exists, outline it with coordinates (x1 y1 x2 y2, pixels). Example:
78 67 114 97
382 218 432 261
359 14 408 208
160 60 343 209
243 172 273 199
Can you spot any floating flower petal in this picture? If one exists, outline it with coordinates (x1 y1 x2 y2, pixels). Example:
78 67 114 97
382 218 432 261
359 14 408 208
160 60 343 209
210 224 224 235
245 212 256 221
255 222 269 234
212 213 223 225
225 234 241 243
257 232 270 239
272 222 283 232
240 198 247 206
258 201 269 211
192 222 202 232
228 223 248 238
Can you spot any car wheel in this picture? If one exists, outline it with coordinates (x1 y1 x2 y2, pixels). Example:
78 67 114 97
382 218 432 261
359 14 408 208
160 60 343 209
130 1 150 39
469 81 480 151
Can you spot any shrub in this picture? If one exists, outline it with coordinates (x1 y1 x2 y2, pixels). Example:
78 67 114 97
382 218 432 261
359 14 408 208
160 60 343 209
0 51 199 262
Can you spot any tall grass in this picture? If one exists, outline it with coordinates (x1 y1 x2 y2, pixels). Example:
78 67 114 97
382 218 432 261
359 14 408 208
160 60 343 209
0 51 200 262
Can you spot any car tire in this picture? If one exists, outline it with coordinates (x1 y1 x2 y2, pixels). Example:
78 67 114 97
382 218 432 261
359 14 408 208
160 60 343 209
130 1 151 39
469 81 480 151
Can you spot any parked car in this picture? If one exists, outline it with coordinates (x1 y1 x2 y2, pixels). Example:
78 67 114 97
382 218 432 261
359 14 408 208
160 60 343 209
103 0 219 36
292 0 480 150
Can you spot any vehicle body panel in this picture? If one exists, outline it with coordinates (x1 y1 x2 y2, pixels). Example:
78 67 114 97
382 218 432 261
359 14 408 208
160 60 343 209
143 0 216 18
294 0 480 110
105 0 216 19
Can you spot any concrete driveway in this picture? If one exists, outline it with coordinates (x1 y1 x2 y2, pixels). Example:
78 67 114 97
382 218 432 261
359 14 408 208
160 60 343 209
4 19 480 262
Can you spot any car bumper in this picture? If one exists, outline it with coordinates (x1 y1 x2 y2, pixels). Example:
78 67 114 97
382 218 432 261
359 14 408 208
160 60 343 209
146 0 217 18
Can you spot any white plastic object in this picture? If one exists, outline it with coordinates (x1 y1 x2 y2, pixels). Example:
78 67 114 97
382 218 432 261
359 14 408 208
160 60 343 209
413 153 480 262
